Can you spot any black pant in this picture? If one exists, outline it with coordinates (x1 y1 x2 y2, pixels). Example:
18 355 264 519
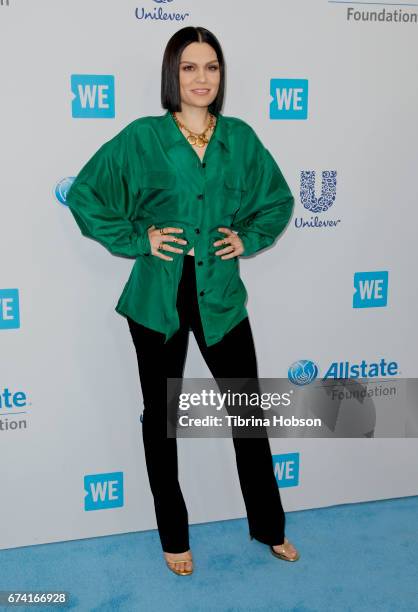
127 255 285 553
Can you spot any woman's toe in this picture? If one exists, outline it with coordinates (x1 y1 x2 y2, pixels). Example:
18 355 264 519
272 538 298 559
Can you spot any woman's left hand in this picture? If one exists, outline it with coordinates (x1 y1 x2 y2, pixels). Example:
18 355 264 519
213 227 244 259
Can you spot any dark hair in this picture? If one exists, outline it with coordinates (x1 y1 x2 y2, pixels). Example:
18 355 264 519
161 26 225 116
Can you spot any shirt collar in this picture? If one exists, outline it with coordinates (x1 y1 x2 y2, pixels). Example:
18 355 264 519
162 110 230 152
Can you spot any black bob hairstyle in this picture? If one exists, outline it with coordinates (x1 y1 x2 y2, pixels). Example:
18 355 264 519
161 26 225 116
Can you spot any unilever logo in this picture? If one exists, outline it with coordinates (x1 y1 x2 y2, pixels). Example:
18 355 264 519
55 177 75 206
135 0 190 22
288 360 319 386
301 171 336 213
295 170 340 230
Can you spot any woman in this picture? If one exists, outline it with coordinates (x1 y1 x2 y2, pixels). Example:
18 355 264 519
66 26 299 576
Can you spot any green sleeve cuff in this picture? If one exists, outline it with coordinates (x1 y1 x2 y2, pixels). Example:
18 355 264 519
237 232 255 257
136 225 152 256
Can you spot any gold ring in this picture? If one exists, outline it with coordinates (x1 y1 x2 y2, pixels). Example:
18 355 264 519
160 228 165 235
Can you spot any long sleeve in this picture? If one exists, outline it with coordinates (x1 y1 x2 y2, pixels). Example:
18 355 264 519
66 131 151 258
231 142 294 257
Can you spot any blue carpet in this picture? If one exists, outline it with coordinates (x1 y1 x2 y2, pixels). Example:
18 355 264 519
1 496 417 612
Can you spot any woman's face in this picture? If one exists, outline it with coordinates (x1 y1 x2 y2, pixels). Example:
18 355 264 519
178 42 220 111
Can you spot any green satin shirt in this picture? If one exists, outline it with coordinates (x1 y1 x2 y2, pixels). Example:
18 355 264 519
66 110 294 346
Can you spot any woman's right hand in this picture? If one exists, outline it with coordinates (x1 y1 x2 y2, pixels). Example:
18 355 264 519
147 225 188 261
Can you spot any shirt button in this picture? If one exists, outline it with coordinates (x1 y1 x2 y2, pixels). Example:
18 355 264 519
195 228 200 234
197 194 204 200
197 260 203 266
199 290 205 296
202 162 206 168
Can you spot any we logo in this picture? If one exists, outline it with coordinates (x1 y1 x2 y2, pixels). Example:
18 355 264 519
272 452 300 488
71 74 115 118
0 289 20 329
353 271 388 308
84 472 124 511
270 79 308 119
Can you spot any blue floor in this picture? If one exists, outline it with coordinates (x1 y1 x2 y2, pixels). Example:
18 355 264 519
1 495 417 612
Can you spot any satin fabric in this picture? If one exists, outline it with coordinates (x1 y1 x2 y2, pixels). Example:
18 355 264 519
66 110 294 346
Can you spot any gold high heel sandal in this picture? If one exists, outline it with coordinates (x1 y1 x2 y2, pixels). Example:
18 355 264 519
164 552 194 576
249 534 300 562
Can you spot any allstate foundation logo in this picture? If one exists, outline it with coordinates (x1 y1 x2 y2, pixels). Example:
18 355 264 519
288 360 319 386
55 177 75 206
288 358 399 384
330 0 418 25
295 170 341 230
0 387 28 411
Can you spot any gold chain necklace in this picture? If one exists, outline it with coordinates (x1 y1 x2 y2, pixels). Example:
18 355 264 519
172 112 216 147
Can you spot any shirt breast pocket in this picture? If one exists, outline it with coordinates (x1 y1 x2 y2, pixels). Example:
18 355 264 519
136 170 177 214
223 171 247 216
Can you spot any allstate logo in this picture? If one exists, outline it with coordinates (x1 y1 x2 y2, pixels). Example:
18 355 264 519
288 360 319 386
55 177 75 206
